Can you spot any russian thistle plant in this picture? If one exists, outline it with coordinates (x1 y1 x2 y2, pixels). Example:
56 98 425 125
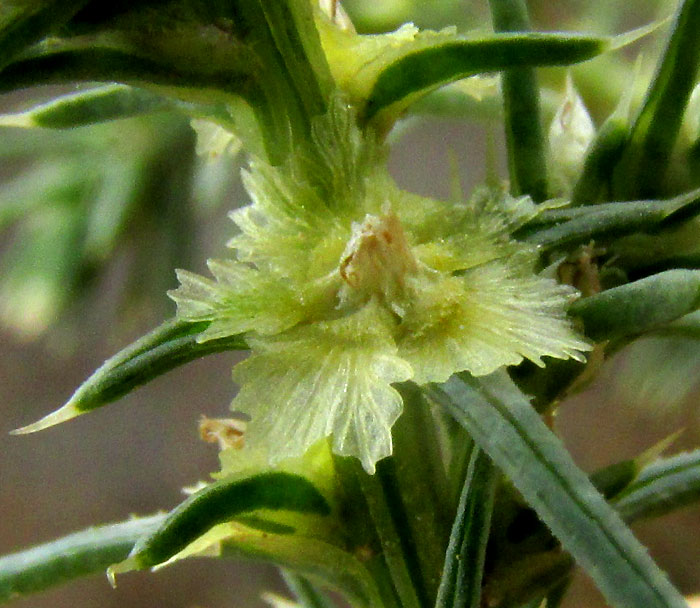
2 1 700 607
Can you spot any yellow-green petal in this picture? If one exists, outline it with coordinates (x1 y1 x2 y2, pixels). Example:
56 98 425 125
168 260 303 339
232 302 413 473
398 266 591 384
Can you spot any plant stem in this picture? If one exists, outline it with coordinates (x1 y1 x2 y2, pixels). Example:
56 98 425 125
488 0 548 201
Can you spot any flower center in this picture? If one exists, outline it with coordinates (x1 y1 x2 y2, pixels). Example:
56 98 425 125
338 210 417 312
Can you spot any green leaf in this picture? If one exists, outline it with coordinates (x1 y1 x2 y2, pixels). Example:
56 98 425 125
488 0 547 201
571 57 640 206
0 85 174 129
391 383 451 601
12 318 246 434
614 450 700 522
589 433 682 500
0 515 164 604
220 532 383 608
519 187 700 250
364 31 620 125
569 269 700 343
255 0 332 118
0 0 91 69
426 371 688 608
615 0 700 199
0 46 252 94
351 459 425 608
435 445 497 608
649 310 700 340
109 472 331 576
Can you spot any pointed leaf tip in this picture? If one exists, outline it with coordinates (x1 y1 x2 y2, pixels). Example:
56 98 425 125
10 403 80 435
609 16 672 51
106 556 138 587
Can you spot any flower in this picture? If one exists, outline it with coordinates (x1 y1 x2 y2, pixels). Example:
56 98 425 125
169 99 590 473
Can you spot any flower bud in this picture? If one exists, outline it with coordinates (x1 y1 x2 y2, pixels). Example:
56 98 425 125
548 74 595 197
190 119 241 160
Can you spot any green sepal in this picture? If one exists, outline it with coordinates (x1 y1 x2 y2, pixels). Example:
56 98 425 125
391 383 451 600
426 371 688 608
0 85 174 129
435 445 496 608
109 472 331 575
12 318 246 434
613 449 700 522
518 187 700 250
0 514 164 604
570 269 700 343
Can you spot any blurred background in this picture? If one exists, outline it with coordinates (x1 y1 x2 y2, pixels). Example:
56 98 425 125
2 1 700 606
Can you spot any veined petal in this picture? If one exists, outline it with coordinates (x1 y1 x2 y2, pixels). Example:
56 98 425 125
168 260 302 339
229 99 386 282
231 302 413 473
398 264 591 384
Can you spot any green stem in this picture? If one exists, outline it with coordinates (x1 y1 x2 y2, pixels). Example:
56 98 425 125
488 0 548 201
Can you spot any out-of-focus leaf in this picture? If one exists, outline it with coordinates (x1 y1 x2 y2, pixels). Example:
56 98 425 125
12 318 246 434
0 85 174 129
0 514 164 604
614 0 700 199
607 335 700 422
570 269 700 343
281 570 336 608
0 0 91 69
427 371 688 608
614 450 700 522
0 194 86 338
571 57 641 206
